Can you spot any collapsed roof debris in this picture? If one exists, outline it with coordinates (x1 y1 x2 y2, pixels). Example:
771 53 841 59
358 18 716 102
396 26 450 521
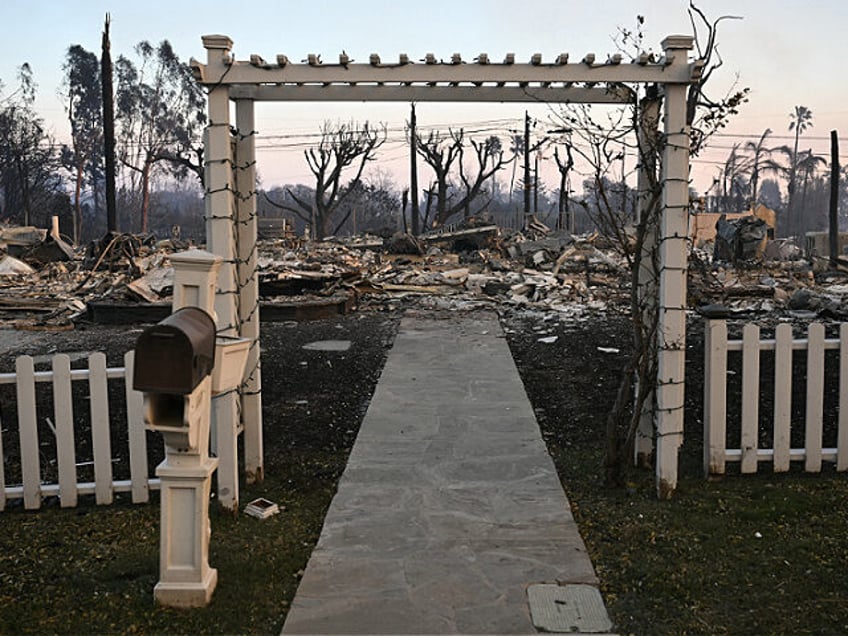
1 216 847 329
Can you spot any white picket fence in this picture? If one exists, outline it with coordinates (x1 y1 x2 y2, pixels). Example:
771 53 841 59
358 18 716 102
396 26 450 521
704 320 848 475
0 350 160 510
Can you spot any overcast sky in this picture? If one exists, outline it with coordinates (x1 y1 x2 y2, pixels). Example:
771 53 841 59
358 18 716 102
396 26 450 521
1 0 846 194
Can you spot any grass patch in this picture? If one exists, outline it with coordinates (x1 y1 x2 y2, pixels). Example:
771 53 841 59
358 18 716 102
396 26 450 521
504 309 848 635
557 446 848 635
0 458 332 634
0 313 399 634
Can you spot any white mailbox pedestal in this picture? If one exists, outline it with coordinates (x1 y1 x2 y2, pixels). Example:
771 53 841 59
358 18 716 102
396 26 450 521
152 376 219 607
144 249 247 608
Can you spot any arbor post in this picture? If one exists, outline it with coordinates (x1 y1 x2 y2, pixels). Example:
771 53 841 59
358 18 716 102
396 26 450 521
202 35 240 511
655 36 693 498
634 95 661 468
234 98 264 483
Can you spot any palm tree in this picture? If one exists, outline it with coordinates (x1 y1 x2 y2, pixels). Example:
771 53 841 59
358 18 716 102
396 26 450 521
484 135 503 201
787 105 813 235
796 149 827 235
508 133 524 203
720 143 751 213
744 128 773 208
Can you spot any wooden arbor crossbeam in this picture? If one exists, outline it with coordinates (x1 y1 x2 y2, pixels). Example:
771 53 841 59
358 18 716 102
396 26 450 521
226 85 633 104
191 34 703 104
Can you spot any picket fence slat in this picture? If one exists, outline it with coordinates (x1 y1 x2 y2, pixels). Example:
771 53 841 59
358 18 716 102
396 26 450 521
805 323 825 472
124 351 150 504
773 324 793 473
704 320 727 475
705 320 848 476
839 324 848 470
88 353 113 505
0 372 5 511
16 356 41 510
53 354 77 508
741 324 760 473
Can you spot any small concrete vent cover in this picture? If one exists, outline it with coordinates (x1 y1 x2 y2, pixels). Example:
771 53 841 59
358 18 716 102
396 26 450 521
527 583 613 633
302 340 351 351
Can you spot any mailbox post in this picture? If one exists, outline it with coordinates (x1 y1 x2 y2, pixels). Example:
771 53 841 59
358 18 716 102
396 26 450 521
134 307 219 607
133 250 251 607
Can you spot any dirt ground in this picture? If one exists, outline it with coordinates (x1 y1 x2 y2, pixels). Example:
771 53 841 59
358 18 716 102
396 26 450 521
0 310 401 496
2 302 848 634
1 303 649 493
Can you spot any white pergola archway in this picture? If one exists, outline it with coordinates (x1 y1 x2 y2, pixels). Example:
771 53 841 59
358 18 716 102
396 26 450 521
191 34 701 500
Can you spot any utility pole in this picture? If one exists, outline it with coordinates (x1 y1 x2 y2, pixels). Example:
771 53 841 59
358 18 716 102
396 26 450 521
101 13 117 233
533 151 541 216
830 130 840 267
524 111 531 222
409 103 420 235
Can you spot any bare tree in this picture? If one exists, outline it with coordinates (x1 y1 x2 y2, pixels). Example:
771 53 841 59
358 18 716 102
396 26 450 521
102 14 117 233
416 129 511 227
685 2 749 155
553 4 748 489
114 40 206 233
553 138 574 231
0 64 61 227
265 121 385 239
62 44 102 244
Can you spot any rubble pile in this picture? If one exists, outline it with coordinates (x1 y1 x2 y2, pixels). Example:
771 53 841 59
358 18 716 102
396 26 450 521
1 218 847 330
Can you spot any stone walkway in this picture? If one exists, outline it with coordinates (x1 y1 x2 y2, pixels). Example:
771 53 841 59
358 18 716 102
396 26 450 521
282 311 612 635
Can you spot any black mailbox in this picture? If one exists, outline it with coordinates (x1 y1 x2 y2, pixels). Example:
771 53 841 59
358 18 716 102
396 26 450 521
133 307 216 395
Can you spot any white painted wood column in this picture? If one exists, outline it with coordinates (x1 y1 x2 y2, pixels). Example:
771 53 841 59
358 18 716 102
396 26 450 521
234 98 264 484
634 94 661 468
655 36 693 499
202 35 240 511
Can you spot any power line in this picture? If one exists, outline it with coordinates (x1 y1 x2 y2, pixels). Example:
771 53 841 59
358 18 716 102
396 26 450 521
709 132 843 142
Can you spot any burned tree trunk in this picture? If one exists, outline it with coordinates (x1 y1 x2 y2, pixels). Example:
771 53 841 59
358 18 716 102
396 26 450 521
101 14 117 233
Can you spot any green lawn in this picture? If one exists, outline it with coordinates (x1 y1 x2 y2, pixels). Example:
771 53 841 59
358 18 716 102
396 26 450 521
2 311 847 635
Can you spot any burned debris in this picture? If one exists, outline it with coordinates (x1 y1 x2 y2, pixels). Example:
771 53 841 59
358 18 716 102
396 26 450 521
1 214 847 329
